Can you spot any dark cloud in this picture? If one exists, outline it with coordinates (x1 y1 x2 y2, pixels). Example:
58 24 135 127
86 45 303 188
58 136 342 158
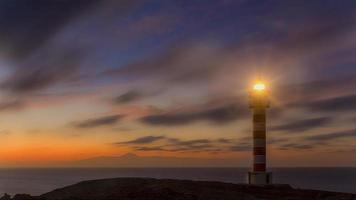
0 0 139 96
1 49 84 94
254 1 356 64
171 139 211 146
270 117 332 133
275 76 356 106
166 138 215 149
117 136 249 153
117 136 165 145
306 129 356 142
73 114 124 129
117 136 214 149
140 103 247 126
1 0 355 111
134 146 165 151
216 138 233 144
278 143 314 150
0 0 99 59
0 100 25 112
267 138 288 144
106 0 356 86
106 41 226 85
114 90 143 104
134 145 221 153
302 94 356 113
229 144 251 152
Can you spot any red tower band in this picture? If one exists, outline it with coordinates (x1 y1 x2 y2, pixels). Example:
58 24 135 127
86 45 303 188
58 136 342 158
253 107 267 172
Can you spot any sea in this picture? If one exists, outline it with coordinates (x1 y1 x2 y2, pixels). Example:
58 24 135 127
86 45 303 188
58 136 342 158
0 167 355 195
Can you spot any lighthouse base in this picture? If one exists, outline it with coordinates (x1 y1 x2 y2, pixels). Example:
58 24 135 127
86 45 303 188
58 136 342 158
248 172 272 184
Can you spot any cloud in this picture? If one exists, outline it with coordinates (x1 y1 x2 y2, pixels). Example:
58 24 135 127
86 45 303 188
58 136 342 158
113 90 143 104
112 89 163 105
275 76 356 106
0 0 99 59
1 49 84 94
140 103 247 126
106 0 356 87
270 117 332 133
278 143 314 150
106 41 227 85
306 129 356 142
0 100 25 112
301 94 356 113
1 1 355 110
134 146 165 151
117 136 165 145
0 0 139 97
216 138 233 144
117 135 249 153
229 144 251 152
261 0 356 60
73 114 124 129
169 138 210 145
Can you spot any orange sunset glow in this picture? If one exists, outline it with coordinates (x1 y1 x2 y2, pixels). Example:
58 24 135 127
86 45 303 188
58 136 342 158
0 0 354 169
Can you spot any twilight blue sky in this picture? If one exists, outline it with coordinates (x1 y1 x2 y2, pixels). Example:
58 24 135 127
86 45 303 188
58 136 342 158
0 0 355 166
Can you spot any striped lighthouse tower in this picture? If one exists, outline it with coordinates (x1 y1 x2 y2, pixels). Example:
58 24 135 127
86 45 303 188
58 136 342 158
248 83 272 184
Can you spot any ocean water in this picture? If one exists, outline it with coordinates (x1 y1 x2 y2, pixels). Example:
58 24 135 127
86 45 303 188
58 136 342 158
0 168 355 195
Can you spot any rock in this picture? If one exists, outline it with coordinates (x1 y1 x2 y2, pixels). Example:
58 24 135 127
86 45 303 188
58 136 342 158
39 178 356 200
0 193 11 200
4 178 356 200
11 194 44 200
12 194 35 200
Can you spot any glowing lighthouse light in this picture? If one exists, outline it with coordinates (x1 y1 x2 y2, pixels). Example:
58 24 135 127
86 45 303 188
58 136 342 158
253 83 266 91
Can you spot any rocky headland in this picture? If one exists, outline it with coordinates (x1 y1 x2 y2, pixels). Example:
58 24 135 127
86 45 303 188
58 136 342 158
1 178 355 200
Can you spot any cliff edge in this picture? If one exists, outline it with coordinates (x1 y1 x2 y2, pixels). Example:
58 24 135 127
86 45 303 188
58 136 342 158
1 178 355 200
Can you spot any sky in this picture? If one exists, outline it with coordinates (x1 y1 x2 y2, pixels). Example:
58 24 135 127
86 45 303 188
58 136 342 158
0 0 355 167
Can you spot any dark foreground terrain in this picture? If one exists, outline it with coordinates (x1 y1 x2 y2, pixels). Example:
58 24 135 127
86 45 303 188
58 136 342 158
1 178 355 200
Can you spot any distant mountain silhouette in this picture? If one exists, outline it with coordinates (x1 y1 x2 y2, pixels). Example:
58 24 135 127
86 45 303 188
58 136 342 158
67 153 242 167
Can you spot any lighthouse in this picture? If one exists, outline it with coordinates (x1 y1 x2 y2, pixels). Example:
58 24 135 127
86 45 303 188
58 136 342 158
248 82 272 184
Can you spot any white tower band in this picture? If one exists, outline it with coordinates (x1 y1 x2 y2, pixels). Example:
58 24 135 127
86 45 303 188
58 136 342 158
248 83 272 184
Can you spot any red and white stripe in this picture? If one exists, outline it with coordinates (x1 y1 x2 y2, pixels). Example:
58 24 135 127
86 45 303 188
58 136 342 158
253 108 266 172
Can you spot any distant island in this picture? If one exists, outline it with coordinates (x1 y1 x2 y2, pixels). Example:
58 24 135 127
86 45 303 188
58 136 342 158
1 178 354 200
0 153 246 168
65 153 243 168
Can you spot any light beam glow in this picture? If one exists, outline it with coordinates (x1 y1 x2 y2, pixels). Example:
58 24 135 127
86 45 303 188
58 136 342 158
253 83 266 91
